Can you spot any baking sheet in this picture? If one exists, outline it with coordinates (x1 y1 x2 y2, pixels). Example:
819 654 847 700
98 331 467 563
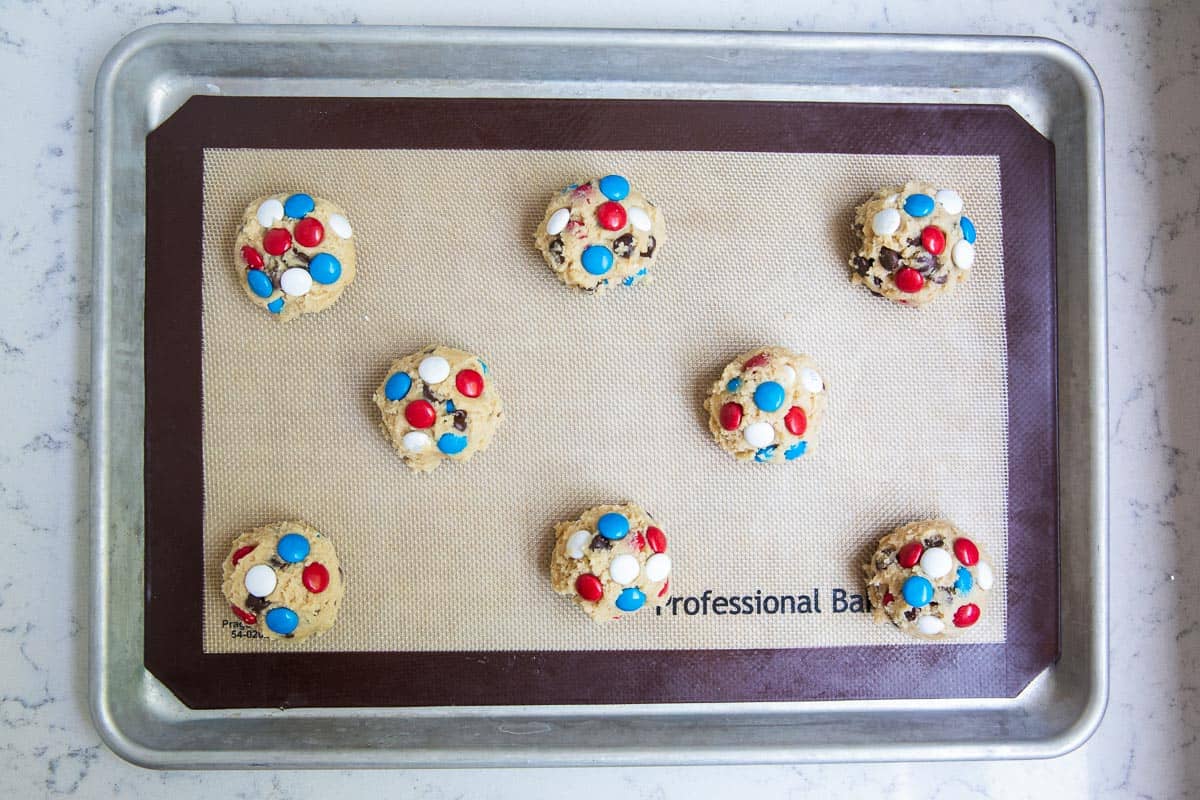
95 25 1104 765
200 147 1009 654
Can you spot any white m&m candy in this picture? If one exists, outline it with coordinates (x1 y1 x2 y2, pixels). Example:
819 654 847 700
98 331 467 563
645 553 671 582
608 554 640 585
244 564 277 598
418 355 451 384
871 208 901 236
799 367 824 394
627 206 652 232
256 198 284 227
280 267 313 297
935 188 963 215
545 208 571 236
327 213 353 239
743 421 775 449
566 529 591 559
402 431 431 452
916 615 945 636
952 240 975 270
919 547 953 579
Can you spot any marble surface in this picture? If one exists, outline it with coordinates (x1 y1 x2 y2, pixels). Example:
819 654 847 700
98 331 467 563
0 0 1196 796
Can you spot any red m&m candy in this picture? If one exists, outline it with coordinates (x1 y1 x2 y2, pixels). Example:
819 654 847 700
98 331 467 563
576 574 604 602
596 201 627 231
404 400 436 429
920 225 946 255
897 541 924 568
784 406 807 436
658 580 670 598
743 353 769 370
953 537 980 566
953 603 980 628
294 217 325 247
231 544 256 566
302 562 330 594
262 228 292 256
646 526 667 553
894 267 925 293
456 369 483 398
719 402 743 431
241 246 264 268
231 605 256 625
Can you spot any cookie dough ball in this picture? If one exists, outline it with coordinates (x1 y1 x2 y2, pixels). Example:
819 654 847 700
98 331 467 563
234 193 357 320
703 347 828 463
550 503 672 623
862 519 995 640
849 181 978 306
533 175 665 292
221 520 345 641
373 345 503 473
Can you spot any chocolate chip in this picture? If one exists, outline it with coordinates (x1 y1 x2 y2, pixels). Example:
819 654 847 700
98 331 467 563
931 272 948 285
245 594 269 613
453 410 467 431
613 233 635 258
924 536 945 549
875 553 894 570
872 276 883 287
422 384 438 402
907 237 922 247
268 557 287 569
548 236 564 265
640 236 657 258
912 251 938 275
878 247 900 272
853 255 874 276
904 608 918 621
291 250 311 265
590 535 612 551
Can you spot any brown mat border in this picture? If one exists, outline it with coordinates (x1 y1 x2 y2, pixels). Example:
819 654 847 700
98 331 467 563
145 97 1057 709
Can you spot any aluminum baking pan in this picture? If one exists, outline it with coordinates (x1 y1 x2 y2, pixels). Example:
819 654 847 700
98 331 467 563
90 24 1106 768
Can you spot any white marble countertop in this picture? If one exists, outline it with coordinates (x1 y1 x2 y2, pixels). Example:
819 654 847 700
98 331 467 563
1 0 1196 796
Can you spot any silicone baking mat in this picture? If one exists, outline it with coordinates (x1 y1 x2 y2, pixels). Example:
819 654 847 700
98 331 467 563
144 98 1057 708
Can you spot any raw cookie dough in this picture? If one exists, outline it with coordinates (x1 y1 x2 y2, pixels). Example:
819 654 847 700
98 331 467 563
550 503 673 623
221 520 345 641
533 174 666 292
373 345 503 473
862 519 995 640
848 181 978 306
234 192 357 320
703 346 828 463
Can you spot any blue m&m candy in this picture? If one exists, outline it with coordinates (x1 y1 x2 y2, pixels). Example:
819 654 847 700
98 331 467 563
437 433 468 455
726 377 743 392
904 193 935 217
267 297 285 314
754 444 778 462
955 565 974 595
960 215 977 244
597 512 629 541
384 372 412 401
276 533 310 564
902 575 934 608
308 252 342 284
283 193 315 219
247 269 273 298
598 174 630 201
581 245 614 275
753 381 785 413
784 440 807 460
615 587 646 612
265 606 299 635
